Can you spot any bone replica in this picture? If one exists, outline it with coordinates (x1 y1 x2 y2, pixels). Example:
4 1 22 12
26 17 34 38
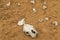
18 18 38 38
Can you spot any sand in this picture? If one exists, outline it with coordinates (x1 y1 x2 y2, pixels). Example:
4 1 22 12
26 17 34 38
0 0 60 40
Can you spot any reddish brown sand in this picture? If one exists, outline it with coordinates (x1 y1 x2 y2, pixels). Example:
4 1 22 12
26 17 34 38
0 0 60 40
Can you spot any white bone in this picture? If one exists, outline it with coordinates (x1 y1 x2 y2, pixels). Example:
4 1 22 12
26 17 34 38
52 21 59 26
43 5 47 10
30 0 35 4
38 19 44 23
18 18 38 38
43 1 47 10
45 17 49 21
18 18 25 26
17 3 21 6
6 1 10 6
44 1 47 5
23 24 38 38
33 8 37 13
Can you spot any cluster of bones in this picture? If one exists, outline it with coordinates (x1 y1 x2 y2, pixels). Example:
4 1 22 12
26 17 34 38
18 18 38 38
17 0 59 38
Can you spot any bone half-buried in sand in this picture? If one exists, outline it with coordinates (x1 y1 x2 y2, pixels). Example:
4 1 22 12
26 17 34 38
6 1 11 7
52 21 59 26
23 24 38 38
30 0 35 4
43 1 47 10
32 8 37 13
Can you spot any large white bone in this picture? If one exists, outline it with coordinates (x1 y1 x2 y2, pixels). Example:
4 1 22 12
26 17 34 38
18 18 38 38
23 24 38 38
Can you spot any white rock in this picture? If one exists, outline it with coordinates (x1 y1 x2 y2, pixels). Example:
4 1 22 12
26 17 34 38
6 1 10 6
23 24 38 38
30 0 35 4
18 18 25 26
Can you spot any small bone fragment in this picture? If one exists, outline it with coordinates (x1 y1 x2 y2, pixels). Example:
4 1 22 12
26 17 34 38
43 5 47 10
43 1 47 10
52 21 59 26
18 18 25 26
30 0 35 4
17 3 21 6
32 8 37 13
23 24 38 38
38 19 44 23
44 1 47 5
6 1 10 6
45 17 49 21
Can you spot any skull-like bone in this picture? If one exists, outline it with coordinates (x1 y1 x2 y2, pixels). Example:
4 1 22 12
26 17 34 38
23 24 38 38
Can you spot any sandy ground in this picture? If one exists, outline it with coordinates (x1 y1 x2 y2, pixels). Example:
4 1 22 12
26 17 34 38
0 0 60 40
